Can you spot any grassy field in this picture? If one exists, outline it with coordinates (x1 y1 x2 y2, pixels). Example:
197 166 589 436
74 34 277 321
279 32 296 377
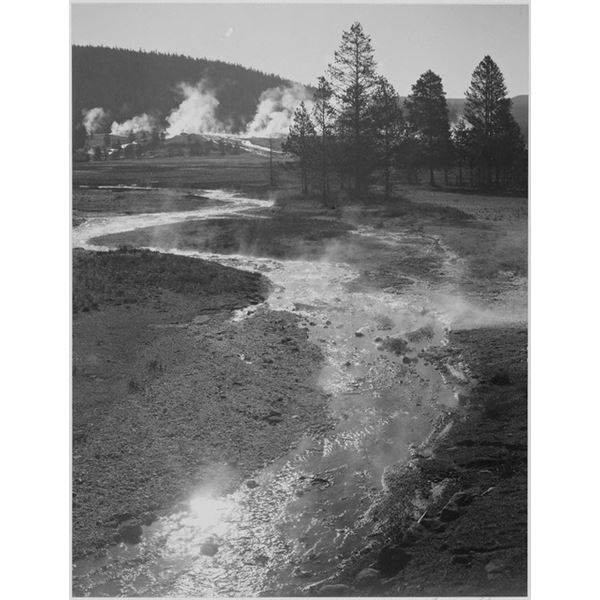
73 154 295 190
73 187 227 220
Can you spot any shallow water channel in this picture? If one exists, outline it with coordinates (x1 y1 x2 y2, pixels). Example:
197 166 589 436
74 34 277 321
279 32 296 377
72 189 471 597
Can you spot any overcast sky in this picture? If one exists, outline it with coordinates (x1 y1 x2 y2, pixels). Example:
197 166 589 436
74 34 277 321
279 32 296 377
71 2 529 98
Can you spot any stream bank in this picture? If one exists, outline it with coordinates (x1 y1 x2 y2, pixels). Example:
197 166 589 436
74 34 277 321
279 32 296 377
72 188 527 596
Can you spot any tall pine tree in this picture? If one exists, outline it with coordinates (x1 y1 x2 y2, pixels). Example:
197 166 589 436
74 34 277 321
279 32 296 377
328 22 378 197
405 70 451 185
283 102 316 194
312 76 336 203
464 55 521 185
371 76 404 199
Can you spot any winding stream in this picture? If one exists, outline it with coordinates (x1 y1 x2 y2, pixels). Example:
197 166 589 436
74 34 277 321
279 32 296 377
72 189 478 597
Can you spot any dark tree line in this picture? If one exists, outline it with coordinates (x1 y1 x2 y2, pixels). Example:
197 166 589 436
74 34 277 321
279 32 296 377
72 45 291 138
284 23 527 200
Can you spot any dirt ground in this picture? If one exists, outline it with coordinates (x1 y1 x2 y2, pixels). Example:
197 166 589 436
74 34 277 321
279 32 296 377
73 249 330 559
322 326 527 597
72 176 527 593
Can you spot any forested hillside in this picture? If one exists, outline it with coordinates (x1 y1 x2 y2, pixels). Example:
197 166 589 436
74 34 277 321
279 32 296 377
72 45 291 133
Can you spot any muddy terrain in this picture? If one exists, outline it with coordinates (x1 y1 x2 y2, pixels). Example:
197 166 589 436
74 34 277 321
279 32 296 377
72 174 527 597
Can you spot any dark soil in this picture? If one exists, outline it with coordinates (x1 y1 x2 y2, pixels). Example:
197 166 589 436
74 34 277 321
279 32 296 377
327 326 528 597
72 249 329 559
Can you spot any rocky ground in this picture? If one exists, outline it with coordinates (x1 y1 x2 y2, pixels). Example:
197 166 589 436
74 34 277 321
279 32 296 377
73 248 330 559
314 326 527 597
72 179 528 595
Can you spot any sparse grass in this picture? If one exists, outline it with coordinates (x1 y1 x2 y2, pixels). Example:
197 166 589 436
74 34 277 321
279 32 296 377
73 155 295 190
72 247 268 313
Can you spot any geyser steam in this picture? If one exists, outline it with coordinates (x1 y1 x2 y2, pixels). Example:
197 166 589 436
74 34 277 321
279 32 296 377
111 113 156 136
166 81 226 138
245 83 313 137
82 107 108 135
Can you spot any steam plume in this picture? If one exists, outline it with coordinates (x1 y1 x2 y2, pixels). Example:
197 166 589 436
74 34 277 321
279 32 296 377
82 107 108 135
166 82 226 138
245 84 313 137
111 113 156 136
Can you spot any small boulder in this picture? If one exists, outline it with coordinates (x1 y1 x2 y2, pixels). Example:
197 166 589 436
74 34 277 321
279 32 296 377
200 540 219 556
140 511 156 526
292 567 312 578
449 491 474 507
485 558 507 574
354 568 380 588
246 479 259 489
440 503 461 522
118 521 143 544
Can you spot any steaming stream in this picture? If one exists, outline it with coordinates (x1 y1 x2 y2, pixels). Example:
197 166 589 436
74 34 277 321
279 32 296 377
73 190 485 597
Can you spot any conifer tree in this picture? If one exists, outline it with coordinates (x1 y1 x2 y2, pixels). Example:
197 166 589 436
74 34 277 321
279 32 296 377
283 101 316 194
312 76 336 203
328 22 378 196
405 70 451 185
371 76 404 199
464 55 519 185
451 117 471 186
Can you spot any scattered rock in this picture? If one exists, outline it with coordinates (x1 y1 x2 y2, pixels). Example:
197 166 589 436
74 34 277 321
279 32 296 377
200 540 219 556
449 490 475 506
264 410 283 424
420 517 446 532
317 584 351 596
380 337 409 355
118 521 143 544
354 567 381 588
485 558 507 574
140 511 156 526
374 315 395 330
405 324 435 343
440 504 461 522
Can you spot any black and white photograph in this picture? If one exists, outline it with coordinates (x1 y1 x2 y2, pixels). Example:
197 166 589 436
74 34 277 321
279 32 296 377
70 1 530 597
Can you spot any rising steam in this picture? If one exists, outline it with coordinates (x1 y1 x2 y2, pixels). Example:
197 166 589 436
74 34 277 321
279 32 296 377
82 107 108 135
111 113 156 136
245 83 313 137
85 81 314 142
166 82 226 138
